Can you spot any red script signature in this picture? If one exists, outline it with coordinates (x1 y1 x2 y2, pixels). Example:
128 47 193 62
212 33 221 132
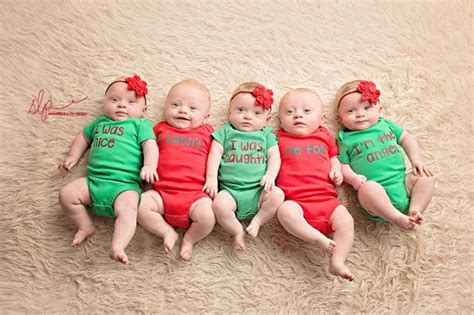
27 89 88 122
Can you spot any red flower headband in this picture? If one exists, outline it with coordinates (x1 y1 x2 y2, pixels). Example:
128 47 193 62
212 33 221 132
105 74 148 105
337 80 380 109
230 84 274 110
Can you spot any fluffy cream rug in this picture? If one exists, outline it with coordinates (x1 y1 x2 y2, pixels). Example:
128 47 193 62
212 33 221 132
0 0 472 313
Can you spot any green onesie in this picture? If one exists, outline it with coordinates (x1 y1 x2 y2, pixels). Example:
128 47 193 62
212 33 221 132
83 115 155 217
212 123 278 220
337 117 410 221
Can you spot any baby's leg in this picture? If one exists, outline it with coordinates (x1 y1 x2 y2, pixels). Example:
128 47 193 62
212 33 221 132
59 177 94 246
213 191 245 250
137 190 178 255
247 187 284 238
358 181 416 230
180 197 215 260
277 201 336 254
405 172 435 224
110 190 139 265
328 205 354 281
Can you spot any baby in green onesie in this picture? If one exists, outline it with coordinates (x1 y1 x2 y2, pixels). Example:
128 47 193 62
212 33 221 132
335 80 434 230
58 75 158 264
203 82 284 250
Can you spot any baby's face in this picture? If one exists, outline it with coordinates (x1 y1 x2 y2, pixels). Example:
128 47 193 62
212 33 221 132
228 93 270 132
338 92 381 131
104 82 146 121
164 83 210 129
279 91 324 136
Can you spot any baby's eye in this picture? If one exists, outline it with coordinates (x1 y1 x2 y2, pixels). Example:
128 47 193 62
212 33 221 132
190 106 197 111
347 109 355 113
255 111 262 116
365 105 372 110
285 109 294 115
171 102 179 107
112 98 118 102
129 100 136 104
304 109 312 114
238 107 245 112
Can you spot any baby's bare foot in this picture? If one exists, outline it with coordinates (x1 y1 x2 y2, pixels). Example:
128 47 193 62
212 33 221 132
246 222 260 238
409 210 424 225
163 230 179 255
393 215 416 230
233 233 246 251
315 237 336 254
180 238 194 261
71 226 95 247
109 247 129 265
329 261 354 281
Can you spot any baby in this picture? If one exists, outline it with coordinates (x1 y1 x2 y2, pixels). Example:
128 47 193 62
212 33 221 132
204 82 284 251
336 80 434 229
137 79 215 260
276 88 354 280
59 75 158 265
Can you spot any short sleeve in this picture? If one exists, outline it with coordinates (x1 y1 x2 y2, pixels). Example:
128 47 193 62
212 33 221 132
137 119 156 144
336 132 350 164
264 127 278 149
382 117 404 141
82 116 104 143
325 130 338 157
212 124 227 146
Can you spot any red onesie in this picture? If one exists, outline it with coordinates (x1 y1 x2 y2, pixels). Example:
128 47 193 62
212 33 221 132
276 127 341 236
153 122 214 228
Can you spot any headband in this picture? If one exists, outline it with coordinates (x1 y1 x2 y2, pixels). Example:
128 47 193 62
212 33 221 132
104 74 148 106
230 84 274 110
337 80 380 109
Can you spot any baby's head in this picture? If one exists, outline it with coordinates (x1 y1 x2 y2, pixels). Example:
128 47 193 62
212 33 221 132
336 80 382 131
164 79 211 129
228 82 273 132
278 88 324 136
103 74 148 121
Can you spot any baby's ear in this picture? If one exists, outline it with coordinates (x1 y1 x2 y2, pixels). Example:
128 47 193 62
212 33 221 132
266 109 273 121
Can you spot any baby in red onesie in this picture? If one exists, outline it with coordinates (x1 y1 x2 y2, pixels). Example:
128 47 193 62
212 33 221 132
137 79 215 260
276 88 354 280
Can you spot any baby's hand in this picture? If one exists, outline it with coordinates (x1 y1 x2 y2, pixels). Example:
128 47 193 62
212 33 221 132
140 165 158 184
411 160 433 177
260 175 275 192
353 175 367 191
329 170 343 186
58 155 79 171
203 177 218 199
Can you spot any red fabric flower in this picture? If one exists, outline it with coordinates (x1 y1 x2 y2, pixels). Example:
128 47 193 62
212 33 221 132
126 74 148 98
357 80 380 104
251 84 273 109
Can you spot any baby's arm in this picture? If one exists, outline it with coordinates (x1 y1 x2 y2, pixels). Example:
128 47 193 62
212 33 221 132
203 140 224 199
399 131 433 177
329 157 343 186
341 164 367 191
58 132 90 171
260 145 281 192
141 139 159 183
